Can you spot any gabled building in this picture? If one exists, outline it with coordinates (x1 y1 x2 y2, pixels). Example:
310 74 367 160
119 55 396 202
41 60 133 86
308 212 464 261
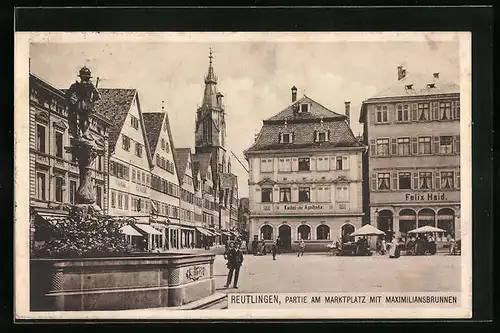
94 89 160 250
143 111 181 250
244 87 365 251
29 73 111 253
359 67 461 241
174 148 196 249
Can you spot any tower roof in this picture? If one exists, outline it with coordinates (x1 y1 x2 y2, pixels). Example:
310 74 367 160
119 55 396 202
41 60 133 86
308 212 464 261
202 48 219 107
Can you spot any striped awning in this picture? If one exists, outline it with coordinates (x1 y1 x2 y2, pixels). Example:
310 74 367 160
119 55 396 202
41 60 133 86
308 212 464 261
120 225 143 237
135 224 163 235
196 227 212 236
437 215 455 219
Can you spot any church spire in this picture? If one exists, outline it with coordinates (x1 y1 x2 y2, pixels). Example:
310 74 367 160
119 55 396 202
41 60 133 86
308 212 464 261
202 47 219 106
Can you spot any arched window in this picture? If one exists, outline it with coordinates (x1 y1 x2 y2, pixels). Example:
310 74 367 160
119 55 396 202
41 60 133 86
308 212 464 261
260 225 273 240
340 223 355 243
298 224 311 240
316 224 330 240
399 209 417 235
437 208 455 238
418 208 435 227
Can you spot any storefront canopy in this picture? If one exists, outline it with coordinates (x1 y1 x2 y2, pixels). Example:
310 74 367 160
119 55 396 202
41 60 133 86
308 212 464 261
196 227 213 236
408 226 446 234
135 224 163 235
120 225 143 237
350 224 386 236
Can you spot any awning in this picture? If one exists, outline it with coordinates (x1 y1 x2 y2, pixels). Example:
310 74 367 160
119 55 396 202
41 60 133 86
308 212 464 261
35 212 67 226
209 229 221 236
196 227 212 236
437 215 455 220
135 224 163 235
222 231 233 236
120 225 143 237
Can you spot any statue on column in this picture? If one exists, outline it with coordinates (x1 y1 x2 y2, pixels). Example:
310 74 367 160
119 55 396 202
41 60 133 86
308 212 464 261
65 66 104 207
66 66 100 142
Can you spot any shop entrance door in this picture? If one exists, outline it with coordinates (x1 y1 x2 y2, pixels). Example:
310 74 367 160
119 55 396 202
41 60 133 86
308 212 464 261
279 225 291 250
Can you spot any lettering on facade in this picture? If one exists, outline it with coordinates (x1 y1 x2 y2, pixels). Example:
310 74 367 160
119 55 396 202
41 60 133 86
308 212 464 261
136 184 147 194
186 265 206 282
405 193 446 202
116 180 127 189
284 204 324 211
338 203 347 210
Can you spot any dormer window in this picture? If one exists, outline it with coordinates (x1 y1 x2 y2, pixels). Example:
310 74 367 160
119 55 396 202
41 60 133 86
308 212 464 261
299 103 310 113
280 132 293 144
315 130 329 143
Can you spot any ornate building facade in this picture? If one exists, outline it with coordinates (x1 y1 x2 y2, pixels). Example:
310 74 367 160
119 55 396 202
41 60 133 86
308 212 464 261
359 67 461 240
245 87 365 251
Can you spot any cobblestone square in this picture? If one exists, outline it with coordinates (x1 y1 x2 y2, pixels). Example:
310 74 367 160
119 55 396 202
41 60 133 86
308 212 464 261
214 253 461 293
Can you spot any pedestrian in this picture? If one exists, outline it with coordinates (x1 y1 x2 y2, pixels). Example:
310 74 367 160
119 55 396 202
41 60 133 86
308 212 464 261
297 239 305 257
389 237 400 259
271 240 277 260
276 236 281 254
224 241 244 289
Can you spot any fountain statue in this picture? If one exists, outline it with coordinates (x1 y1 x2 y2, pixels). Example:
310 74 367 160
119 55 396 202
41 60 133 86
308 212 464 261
64 66 104 210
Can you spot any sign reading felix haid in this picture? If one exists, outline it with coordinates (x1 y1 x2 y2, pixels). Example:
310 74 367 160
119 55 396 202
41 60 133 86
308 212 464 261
15 30 473 320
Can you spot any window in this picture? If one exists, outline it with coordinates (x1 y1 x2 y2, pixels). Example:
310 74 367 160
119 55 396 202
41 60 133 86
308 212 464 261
55 131 63 158
69 180 77 204
122 135 131 151
298 157 310 171
418 103 430 121
335 156 343 170
118 193 123 209
316 131 328 142
161 138 166 150
97 155 103 171
36 173 46 200
440 101 452 120
398 172 412 190
279 188 291 202
130 115 139 129
55 177 64 202
298 224 311 240
336 186 349 202
431 102 439 120
377 173 390 190
261 225 273 240
95 187 102 208
317 225 330 240
441 171 454 189
419 172 433 190
298 187 310 202
453 100 460 119
316 186 330 202
397 137 411 156
454 136 460 154
281 133 291 143
111 191 116 208
36 124 46 153
439 136 453 154
135 143 143 157
260 158 273 173
300 103 310 113
261 188 273 202
411 103 418 121
316 157 329 171
376 138 389 156
397 104 410 122
278 158 292 172
418 137 431 155
375 105 389 123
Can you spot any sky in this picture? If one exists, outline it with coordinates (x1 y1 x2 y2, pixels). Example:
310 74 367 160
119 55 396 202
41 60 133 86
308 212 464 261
30 37 460 198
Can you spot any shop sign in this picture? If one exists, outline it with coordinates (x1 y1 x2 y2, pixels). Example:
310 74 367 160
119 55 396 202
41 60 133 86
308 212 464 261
283 204 324 211
405 192 446 201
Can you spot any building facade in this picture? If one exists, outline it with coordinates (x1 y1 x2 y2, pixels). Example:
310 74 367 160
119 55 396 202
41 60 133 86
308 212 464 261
359 67 461 240
143 111 181 250
245 88 366 251
29 73 110 252
174 148 197 248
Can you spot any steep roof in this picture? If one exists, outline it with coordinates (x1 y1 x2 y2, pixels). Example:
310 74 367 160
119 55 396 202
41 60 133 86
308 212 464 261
174 148 191 184
93 88 137 148
247 118 362 153
192 152 212 180
265 95 345 122
142 112 166 155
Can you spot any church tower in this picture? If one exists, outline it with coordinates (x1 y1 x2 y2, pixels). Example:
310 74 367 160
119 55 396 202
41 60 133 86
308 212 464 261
194 48 228 193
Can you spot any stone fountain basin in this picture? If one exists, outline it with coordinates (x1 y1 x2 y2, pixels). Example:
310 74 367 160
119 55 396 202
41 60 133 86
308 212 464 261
30 252 216 311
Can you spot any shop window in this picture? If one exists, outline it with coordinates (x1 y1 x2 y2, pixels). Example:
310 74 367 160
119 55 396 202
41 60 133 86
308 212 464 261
261 225 273 240
398 172 412 190
298 187 310 202
261 188 273 203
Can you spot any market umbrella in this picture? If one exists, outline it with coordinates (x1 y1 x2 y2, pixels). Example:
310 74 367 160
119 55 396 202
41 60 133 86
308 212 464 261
407 225 446 234
350 224 386 236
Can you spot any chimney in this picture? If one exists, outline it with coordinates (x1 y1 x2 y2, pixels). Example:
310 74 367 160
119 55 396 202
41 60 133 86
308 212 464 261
291 86 297 103
344 101 351 126
433 72 439 79
397 66 406 80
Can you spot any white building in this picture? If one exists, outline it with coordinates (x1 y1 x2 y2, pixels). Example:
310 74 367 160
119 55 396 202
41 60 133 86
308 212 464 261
174 148 196 249
244 87 366 251
143 111 181 250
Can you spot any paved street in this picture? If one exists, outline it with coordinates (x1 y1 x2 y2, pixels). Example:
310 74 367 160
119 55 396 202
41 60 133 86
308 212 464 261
214 253 461 293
